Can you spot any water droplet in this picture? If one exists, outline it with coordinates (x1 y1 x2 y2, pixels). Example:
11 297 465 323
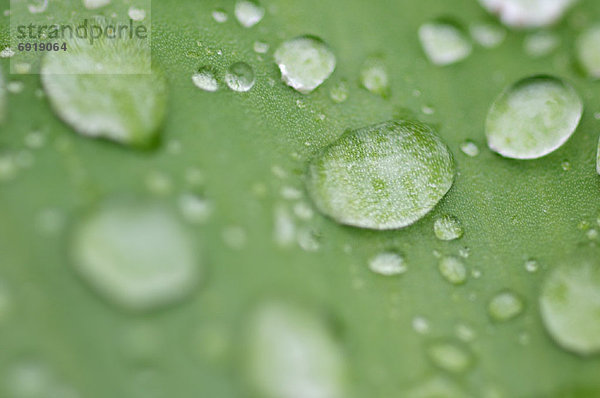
41 28 166 148
297 227 321 252
7 81 24 94
359 56 390 97
433 215 463 241
524 259 539 272
470 23 506 48
438 256 467 285
253 40 269 54
235 0 264 28
488 291 523 321
412 316 430 334
368 252 407 276
540 258 600 355
293 202 314 220
455 323 476 342
273 205 296 247
70 199 200 312
192 67 219 92
145 170 172 196
577 25 600 79
222 226 247 249
458 246 470 258
421 105 435 115
212 8 228 23
280 186 302 200
83 0 110 9
478 0 575 28
274 36 336 94
178 193 213 224
485 75 582 159
426 341 472 373
329 80 349 103
561 160 571 171
306 120 455 230
523 31 560 58
244 301 346 398
419 21 472 66
128 6 146 21
586 228 598 240
460 140 480 157
225 62 255 92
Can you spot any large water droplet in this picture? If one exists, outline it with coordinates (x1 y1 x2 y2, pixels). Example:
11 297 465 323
577 25 600 79
433 215 463 241
488 291 523 321
359 56 390 97
478 0 576 28
70 199 200 312
540 258 600 355
419 21 472 66
485 75 582 159
225 62 255 92
192 67 219 92
235 0 265 27
274 36 336 94
438 256 467 285
306 120 455 230
41 26 167 148
368 251 407 276
426 341 472 373
244 301 346 398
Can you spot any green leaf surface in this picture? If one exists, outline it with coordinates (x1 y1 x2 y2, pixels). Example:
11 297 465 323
1 0 600 397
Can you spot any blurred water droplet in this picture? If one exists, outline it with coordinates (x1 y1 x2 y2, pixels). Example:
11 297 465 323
455 323 476 342
412 316 430 334
359 56 390 97
577 25 600 79
225 62 255 92
470 23 506 48
426 341 472 373
192 67 219 92
235 0 264 27
274 205 296 247
222 226 247 249
253 40 269 54
128 6 146 21
419 21 472 66
368 252 407 276
0 47 15 58
329 80 349 104
212 8 228 23
178 193 213 224
433 215 463 241
297 227 321 252
524 259 539 273
293 202 314 220
523 31 559 58
488 291 523 321
438 256 467 285
478 0 575 28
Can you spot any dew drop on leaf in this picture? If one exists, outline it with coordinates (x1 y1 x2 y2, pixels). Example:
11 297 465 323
488 291 523 321
235 0 264 28
433 215 463 241
485 75 582 159
306 120 455 230
523 31 560 58
329 80 349 103
438 256 467 285
426 341 472 373
128 6 146 21
368 251 407 276
419 21 472 66
478 0 576 28
524 259 539 273
274 36 336 94
469 23 506 48
211 8 228 23
192 66 219 92
359 56 390 97
70 199 200 312
225 62 255 92
577 25 600 79
540 258 600 355
459 140 479 157
244 301 347 398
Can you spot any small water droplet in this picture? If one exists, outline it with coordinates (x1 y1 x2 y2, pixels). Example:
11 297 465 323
438 256 467 285
274 36 336 94
128 6 146 21
455 323 476 342
178 193 213 224
523 31 560 58
225 62 255 92
488 291 523 321
419 21 472 66
359 56 390 97
470 23 506 48
145 171 172 195
426 341 472 373
561 160 571 171
524 259 539 272
586 228 598 240
329 80 349 103
212 8 228 23
293 202 314 220
306 120 455 230
421 105 435 115
540 257 600 355
7 81 24 94
412 316 430 334
70 199 200 311
458 247 470 258
253 40 269 54
479 0 575 28
192 67 219 92
235 0 264 27
368 251 407 276
486 75 582 159
433 215 463 241
460 140 479 157
471 268 482 279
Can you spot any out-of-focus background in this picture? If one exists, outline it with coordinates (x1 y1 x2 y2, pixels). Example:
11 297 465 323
1 0 600 397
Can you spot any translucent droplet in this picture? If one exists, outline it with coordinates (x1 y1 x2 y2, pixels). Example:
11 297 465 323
488 291 523 321
586 228 598 240
470 23 506 48
244 301 346 398
192 67 219 92
485 75 582 159
274 36 336 94
178 193 212 224
70 199 200 312
577 25 600 79
144 171 172 195
273 205 296 247
460 140 480 157
433 215 463 241
329 80 349 103
478 0 576 28
561 160 571 171
359 56 390 97
253 40 269 54
419 21 472 66
293 202 314 220
225 62 255 92
41 29 167 148
368 252 407 276
426 341 472 373
128 6 146 21
523 31 560 58
412 316 430 334
306 120 455 230
83 0 110 9
524 259 539 272
438 256 467 285
455 323 476 342
235 0 264 28
212 9 228 23
540 259 600 355
27 0 48 14
7 81 24 94
297 227 321 252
